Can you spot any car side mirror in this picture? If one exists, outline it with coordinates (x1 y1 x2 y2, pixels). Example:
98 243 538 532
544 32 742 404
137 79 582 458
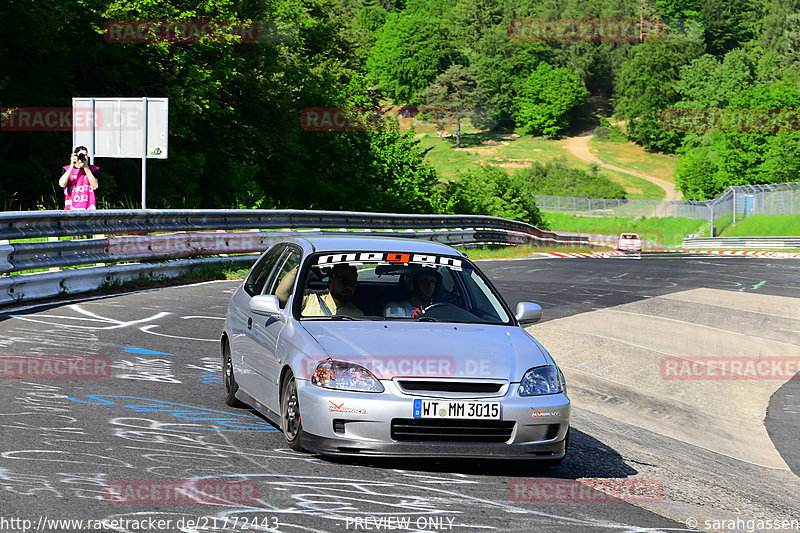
249 295 281 316
515 302 542 324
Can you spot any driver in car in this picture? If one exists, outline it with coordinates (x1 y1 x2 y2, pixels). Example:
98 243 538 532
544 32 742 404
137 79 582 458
383 269 441 318
276 263 364 318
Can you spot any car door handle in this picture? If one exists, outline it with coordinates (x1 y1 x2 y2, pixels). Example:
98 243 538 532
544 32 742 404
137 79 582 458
247 317 253 330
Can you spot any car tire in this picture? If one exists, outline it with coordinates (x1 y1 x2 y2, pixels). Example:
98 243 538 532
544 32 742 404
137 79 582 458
281 371 305 451
222 340 243 407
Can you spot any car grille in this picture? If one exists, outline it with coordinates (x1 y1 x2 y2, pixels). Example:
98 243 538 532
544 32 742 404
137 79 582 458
396 380 505 394
391 418 515 442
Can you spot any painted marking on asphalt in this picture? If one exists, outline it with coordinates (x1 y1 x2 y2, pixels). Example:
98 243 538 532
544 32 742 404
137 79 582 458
752 280 767 290
63 395 279 432
139 324 217 342
122 347 174 356
10 304 170 330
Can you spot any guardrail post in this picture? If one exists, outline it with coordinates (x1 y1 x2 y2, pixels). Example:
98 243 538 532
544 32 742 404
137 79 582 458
708 204 714 237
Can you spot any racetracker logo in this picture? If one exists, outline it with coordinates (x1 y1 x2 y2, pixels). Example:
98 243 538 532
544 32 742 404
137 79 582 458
104 19 297 44
300 108 385 131
106 232 262 257
298 355 497 380
509 18 665 42
1 107 100 132
299 106 490 132
659 108 800 132
299 355 487 380
660 357 800 380
1 355 111 379
103 480 258 504
509 478 664 503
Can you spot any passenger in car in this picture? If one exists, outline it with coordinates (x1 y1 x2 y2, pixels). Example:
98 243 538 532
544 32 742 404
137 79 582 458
383 269 441 318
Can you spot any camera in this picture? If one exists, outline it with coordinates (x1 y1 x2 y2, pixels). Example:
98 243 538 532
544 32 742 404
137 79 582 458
76 153 87 162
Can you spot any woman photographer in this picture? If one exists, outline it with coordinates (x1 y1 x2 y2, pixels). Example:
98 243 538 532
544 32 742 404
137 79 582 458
58 146 99 210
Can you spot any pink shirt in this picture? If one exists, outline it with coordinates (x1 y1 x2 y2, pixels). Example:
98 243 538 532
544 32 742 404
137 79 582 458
62 165 98 210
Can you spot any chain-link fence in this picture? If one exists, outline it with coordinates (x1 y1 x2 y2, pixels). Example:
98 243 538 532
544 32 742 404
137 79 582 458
534 196 710 218
535 181 800 235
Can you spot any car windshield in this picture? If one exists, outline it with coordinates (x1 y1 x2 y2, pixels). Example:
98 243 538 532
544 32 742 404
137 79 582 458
293 251 513 325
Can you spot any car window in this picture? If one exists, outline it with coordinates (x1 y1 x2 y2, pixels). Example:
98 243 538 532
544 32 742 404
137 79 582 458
243 245 286 297
264 248 301 305
461 269 509 323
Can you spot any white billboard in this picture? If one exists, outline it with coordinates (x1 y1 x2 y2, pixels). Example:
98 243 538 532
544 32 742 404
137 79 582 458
72 97 168 159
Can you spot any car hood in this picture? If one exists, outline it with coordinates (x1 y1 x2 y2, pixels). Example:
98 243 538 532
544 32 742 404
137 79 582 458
299 321 550 380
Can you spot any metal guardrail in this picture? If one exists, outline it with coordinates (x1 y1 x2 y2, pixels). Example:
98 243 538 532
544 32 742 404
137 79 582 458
0 210 590 306
0 209 574 240
681 236 800 249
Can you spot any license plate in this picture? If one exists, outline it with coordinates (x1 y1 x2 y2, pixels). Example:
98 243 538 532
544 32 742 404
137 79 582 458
413 399 500 419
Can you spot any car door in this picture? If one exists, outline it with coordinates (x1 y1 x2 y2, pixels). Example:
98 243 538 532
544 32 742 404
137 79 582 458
232 244 287 394
242 246 301 408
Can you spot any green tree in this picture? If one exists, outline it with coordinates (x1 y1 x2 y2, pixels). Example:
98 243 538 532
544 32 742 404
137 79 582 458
515 62 587 136
448 0 504 49
418 65 486 148
443 165 546 227
699 0 761 56
674 146 721 199
366 5 459 103
655 0 702 19
472 24 553 128
615 37 704 151
675 49 756 108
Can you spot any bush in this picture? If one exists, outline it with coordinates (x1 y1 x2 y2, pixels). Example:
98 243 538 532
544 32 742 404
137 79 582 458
594 122 627 143
443 165 546 227
515 62 587 136
516 159 627 199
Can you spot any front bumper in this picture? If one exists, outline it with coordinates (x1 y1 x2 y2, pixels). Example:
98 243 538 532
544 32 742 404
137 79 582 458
295 379 570 458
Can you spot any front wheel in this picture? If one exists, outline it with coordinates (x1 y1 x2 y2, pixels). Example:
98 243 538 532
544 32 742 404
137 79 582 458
281 371 305 451
222 340 243 407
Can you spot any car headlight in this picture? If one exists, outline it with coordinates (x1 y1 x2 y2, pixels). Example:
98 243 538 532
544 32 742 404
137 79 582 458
312 360 384 393
518 365 563 396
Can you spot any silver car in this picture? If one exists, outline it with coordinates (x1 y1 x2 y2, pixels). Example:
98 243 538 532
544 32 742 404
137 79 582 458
221 236 570 463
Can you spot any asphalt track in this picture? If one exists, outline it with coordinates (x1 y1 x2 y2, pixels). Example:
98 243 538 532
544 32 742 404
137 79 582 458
0 255 798 533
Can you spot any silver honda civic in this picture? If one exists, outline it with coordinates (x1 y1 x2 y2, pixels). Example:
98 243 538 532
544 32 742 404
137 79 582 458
220 235 570 463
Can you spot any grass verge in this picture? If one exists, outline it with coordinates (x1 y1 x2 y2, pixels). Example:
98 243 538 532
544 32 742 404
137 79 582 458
588 136 677 184
542 213 709 247
718 214 800 237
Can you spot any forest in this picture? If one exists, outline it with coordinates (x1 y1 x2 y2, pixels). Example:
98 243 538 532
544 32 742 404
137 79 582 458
1 0 799 224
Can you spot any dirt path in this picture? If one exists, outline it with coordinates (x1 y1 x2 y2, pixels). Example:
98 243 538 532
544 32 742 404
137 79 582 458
565 133 683 201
